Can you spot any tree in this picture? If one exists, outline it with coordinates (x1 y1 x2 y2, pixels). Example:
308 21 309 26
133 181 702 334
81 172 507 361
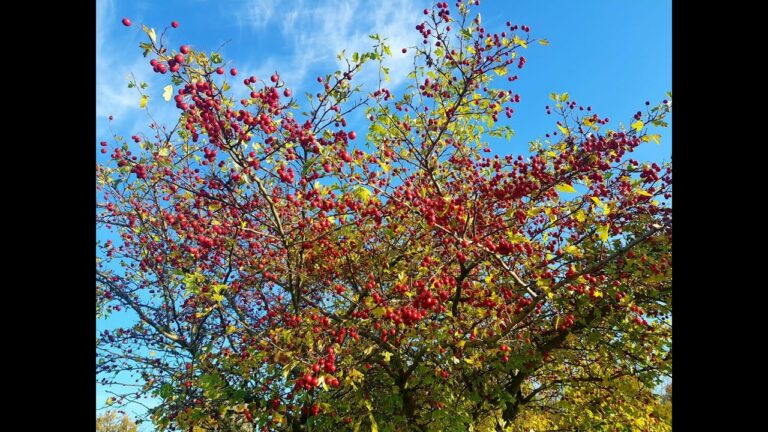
96 2 671 431
97 411 139 432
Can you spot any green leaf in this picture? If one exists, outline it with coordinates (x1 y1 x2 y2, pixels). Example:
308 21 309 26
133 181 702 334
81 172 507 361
382 44 392 56
163 85 173 102
159 383 174 398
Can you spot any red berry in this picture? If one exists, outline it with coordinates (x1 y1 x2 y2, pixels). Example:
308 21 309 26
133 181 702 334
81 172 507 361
348 131 357 140
171 21 179 28
180 45 190 54
283 88 292 97
402 48 407 53
121 18 131 27
271 74 279 83
230 68 238 76
216 67 224 75
174 54 184 64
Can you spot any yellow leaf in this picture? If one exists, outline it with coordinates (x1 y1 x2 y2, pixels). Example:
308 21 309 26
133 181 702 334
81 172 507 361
590 197 602 207
555 183 576 194
354 186 372 202
564 245 581 256
513 35 528 49
506 232 527 244
641 134 662 144
467 46 476 54
282 361 298 379
140 95 149 108
593 289 603 298
574 210 586 222
631 120 644 132
163 85 173 102
537 38 549 46
273 412 284 425
636 189 653 197
602 203 611 216
369 412 379 432
597 225 609 242
493 66 508 76
382 352 393 363
557 124 570 136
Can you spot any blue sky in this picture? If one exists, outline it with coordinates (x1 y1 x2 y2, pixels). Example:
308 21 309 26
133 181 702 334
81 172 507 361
96 0 671 424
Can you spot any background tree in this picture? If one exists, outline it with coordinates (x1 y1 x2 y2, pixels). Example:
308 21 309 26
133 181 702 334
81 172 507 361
97 411 139 432
97 2 671 431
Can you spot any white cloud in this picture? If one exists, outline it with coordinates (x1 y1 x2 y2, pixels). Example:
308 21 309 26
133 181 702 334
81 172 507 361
239 0 422 94
238 0 277 31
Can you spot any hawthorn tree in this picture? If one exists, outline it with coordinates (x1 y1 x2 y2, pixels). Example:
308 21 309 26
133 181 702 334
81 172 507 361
96 2 671 431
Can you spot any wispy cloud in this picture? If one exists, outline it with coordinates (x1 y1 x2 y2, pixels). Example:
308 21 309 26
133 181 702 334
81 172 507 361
237 0 422 94
238 0 277 30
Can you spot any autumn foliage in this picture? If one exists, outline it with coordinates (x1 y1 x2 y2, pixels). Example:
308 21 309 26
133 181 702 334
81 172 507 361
97 2 672 431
